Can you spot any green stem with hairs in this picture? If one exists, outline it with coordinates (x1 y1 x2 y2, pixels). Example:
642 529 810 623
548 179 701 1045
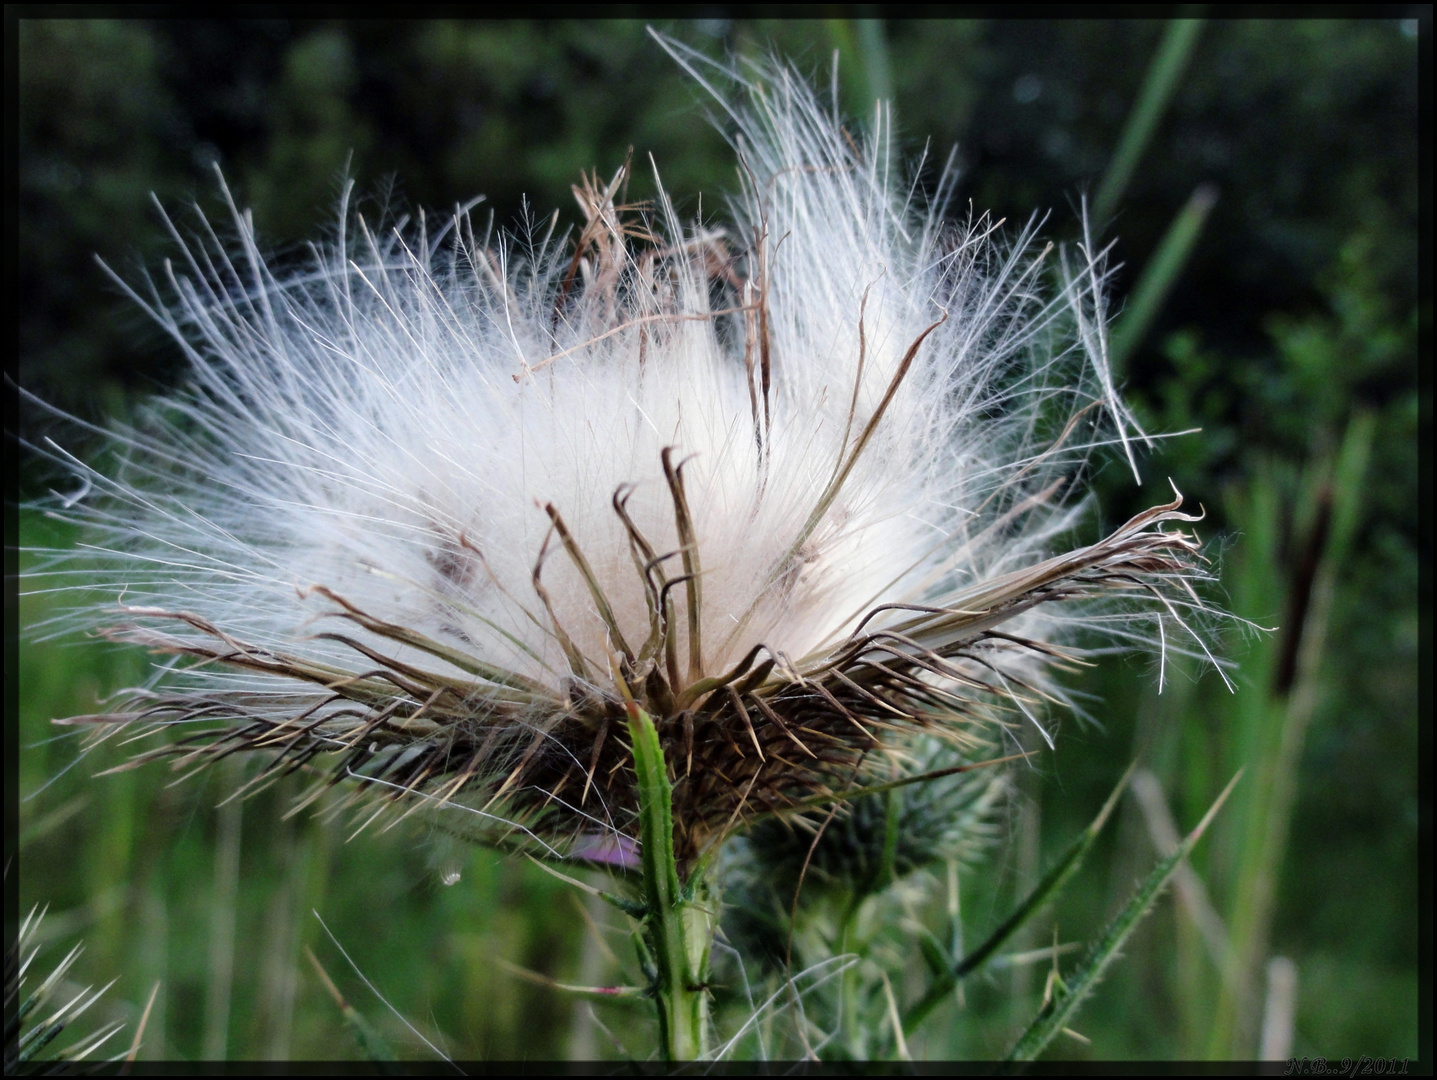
627 704 716 1061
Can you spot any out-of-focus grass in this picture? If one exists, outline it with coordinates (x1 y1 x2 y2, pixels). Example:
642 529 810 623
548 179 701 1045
17 510 600 1061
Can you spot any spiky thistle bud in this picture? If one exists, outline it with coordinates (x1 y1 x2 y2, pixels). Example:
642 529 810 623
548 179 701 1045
32 44 1212 874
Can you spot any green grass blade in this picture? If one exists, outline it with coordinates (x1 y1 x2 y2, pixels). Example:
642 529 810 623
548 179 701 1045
1209 410 1375 1057
855 18 894 111
1326 409 1377 561
1109 183 1219 373
1093 16 1205 224
1005 769 1242 1064
826 17 893 122
901 762 1135 1038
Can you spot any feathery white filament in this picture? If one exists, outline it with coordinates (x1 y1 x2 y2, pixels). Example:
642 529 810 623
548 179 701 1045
28 48 1215 843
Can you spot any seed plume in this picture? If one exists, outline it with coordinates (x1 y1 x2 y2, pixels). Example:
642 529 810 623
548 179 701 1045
32 45 1215 870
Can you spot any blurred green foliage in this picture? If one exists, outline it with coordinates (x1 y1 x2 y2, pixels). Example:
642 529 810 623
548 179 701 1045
13 15 1421 1062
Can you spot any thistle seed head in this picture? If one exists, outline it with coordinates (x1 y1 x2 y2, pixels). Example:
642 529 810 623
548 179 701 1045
33 45 1214 870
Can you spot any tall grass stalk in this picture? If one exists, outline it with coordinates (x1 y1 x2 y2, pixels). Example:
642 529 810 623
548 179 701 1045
1108 183 1219 373
1209 412 1375 1057
1092 17 1206 225
202 762 242 1060
826 16 893 123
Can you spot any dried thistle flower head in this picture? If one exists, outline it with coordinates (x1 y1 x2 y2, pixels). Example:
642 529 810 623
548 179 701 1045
35 45 1213 871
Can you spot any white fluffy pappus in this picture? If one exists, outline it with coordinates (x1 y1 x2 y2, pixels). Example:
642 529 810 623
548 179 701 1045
30 45 1215 864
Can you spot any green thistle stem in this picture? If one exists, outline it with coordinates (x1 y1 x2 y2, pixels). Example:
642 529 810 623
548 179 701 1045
627 704 715 1061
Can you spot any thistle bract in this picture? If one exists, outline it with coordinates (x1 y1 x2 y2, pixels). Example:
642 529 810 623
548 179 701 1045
35 48 1210 873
